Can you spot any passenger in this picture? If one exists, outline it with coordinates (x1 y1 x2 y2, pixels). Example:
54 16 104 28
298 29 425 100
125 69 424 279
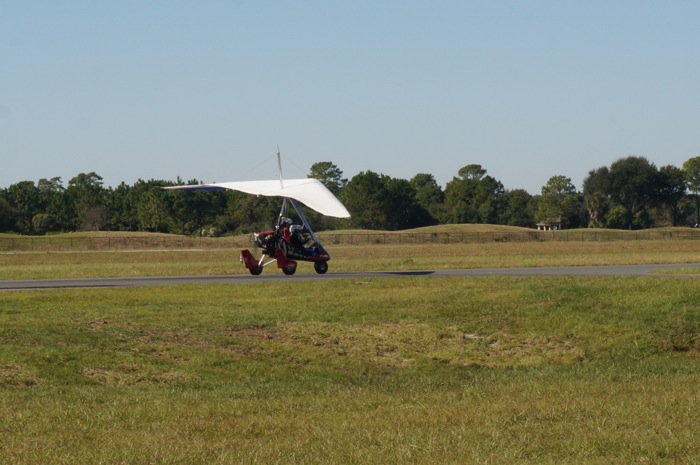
278 217 293 242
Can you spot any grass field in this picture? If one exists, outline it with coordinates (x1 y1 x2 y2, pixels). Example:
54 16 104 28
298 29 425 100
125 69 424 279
2 229 700 464
3 229 700 280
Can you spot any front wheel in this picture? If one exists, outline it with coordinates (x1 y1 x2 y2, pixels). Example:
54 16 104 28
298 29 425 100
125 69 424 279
282 266 296 276
314 261 329 274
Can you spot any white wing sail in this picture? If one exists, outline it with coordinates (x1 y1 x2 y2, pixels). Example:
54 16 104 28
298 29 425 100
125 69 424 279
164 178 351 218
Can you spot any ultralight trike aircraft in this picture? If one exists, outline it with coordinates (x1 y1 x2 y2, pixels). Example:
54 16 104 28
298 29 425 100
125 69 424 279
164 154 351 275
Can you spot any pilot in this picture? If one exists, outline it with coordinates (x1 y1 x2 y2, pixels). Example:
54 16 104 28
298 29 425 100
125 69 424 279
289 224 304 244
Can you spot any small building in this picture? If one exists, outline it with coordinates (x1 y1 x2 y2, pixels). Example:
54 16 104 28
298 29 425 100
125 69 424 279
536 217 562 231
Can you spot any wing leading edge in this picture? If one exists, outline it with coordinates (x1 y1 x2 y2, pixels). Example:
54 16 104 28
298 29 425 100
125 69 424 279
164 178 351 218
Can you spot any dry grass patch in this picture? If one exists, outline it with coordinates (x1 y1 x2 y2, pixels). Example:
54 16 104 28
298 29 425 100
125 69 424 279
226 321 585 369
80 365 188 386
0 363 39 388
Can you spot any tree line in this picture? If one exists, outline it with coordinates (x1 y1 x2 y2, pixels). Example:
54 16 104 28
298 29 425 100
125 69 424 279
2 156 700 236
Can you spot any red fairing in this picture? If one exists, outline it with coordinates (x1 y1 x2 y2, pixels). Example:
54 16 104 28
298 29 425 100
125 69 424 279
275 249 297 271
240 249 258 270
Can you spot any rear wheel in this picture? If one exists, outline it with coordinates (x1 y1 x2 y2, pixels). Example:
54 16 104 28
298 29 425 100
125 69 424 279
314 261 329 274
249 267 263 276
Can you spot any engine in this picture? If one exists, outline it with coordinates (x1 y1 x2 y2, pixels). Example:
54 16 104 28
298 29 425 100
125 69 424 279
253 230 277 256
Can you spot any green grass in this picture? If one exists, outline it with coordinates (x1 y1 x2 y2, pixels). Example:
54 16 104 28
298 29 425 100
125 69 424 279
2 276 700 464
3 225 700 253
3 239 700 280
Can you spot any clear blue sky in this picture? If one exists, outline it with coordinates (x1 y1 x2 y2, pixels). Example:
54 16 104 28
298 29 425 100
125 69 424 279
2 1 699 194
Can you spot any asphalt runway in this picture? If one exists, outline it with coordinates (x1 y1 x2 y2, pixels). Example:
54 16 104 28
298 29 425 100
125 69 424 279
2 263 700 291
